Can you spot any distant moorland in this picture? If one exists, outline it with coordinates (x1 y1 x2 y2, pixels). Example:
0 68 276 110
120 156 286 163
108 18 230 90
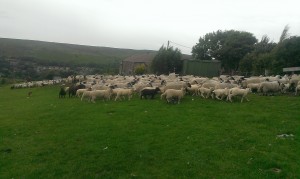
0 38 155 81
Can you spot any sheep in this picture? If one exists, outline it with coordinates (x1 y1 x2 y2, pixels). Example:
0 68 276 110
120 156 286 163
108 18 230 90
258 81 282 96
247 83 260 93
289 75 300 92
212 88 229 100
160 82 191 93
281 83 290 93
198 87 213 99
133 83 152 93
110 88 124 99
59 87 66 98
76 88 90 98
161 88 186 104
69 84 85 97
115 88 134 101
90 88 113 103
241 77 265 88
227 88 251 103
81 91 93 102
295 82 300 95
186 84 201 96
92 84 114 90
140 87 161 99
190 77 209 85
215 82 238 90
201 80 219 90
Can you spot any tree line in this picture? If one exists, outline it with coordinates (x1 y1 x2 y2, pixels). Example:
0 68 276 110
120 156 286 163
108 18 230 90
152 25 300 76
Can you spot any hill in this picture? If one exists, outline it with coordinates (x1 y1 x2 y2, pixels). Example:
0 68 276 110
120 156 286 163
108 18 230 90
0 38 155 68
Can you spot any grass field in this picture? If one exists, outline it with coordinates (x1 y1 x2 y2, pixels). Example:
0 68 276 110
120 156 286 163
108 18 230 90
1 85 299 178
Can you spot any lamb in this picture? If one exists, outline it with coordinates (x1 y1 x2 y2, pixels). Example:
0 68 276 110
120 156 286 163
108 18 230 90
212 88 229 100
140 87 161 99
90 88 113 103
227 88 251 103
160 88 186 104
115 88 134 101
198 87 213 99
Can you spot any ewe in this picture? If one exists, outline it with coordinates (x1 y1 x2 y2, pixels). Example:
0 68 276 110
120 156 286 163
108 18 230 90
227 88 251 103
161 88 186 104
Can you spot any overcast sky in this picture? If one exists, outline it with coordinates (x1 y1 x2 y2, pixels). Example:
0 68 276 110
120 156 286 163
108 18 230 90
1 0 299 54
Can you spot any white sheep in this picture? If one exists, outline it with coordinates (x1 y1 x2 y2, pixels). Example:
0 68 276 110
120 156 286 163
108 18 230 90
227 88 251 103
212 88 229 100
160 82 191 93
81 91 93 102
90 88 113 103
281 83 290 93
246 83 260 93
201 80 219 90
295 82 300 95
161 88 186 104
187 84 201 96
133 83 152 93
76 88 89 98
198 87 213 99
258 81 282 96
215 82 238 90
115 88 134 101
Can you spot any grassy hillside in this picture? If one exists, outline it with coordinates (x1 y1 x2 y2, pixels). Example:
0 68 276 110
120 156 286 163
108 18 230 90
0 38 155 67
1 85 299 178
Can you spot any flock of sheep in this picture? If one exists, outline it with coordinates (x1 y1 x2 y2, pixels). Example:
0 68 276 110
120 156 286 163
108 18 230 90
53 73 300 104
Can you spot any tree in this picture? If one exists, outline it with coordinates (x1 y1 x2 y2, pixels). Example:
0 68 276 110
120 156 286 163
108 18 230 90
151 46 182 74
270 36 300 74
279 25 290 43
134 64 146 75
239 35 276 75
192 30 257 73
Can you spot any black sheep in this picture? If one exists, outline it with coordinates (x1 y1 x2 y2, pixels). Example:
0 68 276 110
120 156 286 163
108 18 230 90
59 87 66 98
68 84 85 97
140 87 161 99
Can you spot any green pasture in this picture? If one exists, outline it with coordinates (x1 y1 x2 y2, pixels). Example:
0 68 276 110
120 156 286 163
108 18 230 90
0 85 299 178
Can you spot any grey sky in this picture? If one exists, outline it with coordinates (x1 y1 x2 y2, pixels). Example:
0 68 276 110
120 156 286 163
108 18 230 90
1 0 299 54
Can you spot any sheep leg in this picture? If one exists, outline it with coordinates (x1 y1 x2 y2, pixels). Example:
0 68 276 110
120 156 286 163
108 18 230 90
81 94 85 101
205 93 210 99
201 93 205 99
245 96 250 101
220 95 225 100
228 94 233 102
91 96 96 103
166 97 171 103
